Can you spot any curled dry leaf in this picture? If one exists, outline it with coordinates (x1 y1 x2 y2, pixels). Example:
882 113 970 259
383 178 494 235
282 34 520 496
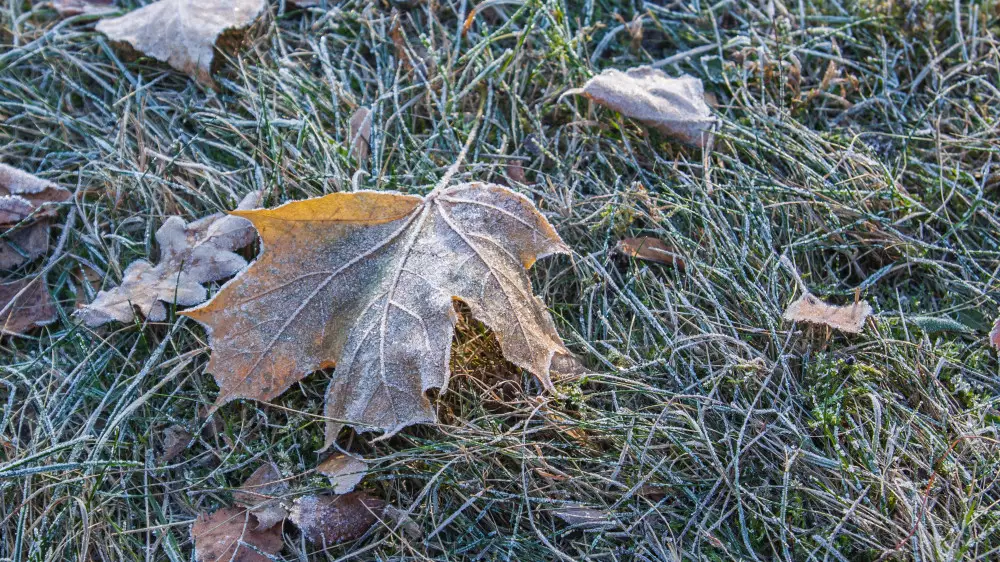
95 0 267 85
565 66 716 146
783 293 872 334
289 492 385 545
349 107 372 163
78 191 261 327
182 183 570 447
191 508 282 562
0 163 71 270
615 237 686 270
990 318 1000 351
317 453 368 495
0 277 58 335
233 463 289 530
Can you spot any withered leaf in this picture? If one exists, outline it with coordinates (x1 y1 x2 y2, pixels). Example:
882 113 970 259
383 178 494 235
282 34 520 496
78 191 261 327
182 183 570 447
0 277 58 335
349 107 372 163
565 66 716 146
0 164 71 270
233 463 289 530
289 493 385 545
990 318 1000 351
95 0 267 85
615 237 686 270
158 424 191 464
783 293 872 334
191 508 283 562
317 453 368 494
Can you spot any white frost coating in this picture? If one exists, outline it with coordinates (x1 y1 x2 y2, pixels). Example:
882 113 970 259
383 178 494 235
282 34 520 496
77 191 261 326
783 293 872 334
565 66 716 146
95 0 267 84
184 183 572 448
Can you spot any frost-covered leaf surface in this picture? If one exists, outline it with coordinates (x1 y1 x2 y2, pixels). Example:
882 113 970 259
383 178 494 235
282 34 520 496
191 508 282 562
183 183 570 445
0 163 70 269
289 493 384 546
78 191 260 326
0 277 57 335
567 66 716 146
95 0 266 84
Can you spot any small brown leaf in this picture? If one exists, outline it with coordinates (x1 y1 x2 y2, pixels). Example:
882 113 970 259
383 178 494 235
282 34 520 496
989 318 1000 351
615 237 686 270
78 191 261 326
1 164 70 270
348 107 372 164
95 0 267 85
566 66 716 146
233 463 289 530
783 293 872 334
158 424 191 464
317 453 368 495
0 277 57 335
290 493 385 545
192 508 282 562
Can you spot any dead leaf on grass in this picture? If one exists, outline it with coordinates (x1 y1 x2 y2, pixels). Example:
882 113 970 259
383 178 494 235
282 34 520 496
0 164 71 270
78 191 261 326
0 277 58 335
783 293 872 334
317 453 368 494
191 507 282 562
615 237 686 270
95 0 267 84
289 492 385 545
158 424 191 464
182 183 571 447
564 66 716 146
233 463 289 530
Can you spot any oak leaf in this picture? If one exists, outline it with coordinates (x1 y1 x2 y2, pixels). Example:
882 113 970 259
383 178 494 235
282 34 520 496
233 463 289 530
78 191 261 327
289 493 384 545
783 293 872 334
95 0 267 84
191 508 282 562
1 277 58 335
0 164 70 270
565 66 716 146
182 183 569 446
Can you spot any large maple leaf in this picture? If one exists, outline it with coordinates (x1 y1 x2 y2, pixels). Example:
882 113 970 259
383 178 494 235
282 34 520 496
183 183 570 445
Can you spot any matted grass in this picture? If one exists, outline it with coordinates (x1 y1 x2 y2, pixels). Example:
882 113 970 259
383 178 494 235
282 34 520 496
2 0 1000 560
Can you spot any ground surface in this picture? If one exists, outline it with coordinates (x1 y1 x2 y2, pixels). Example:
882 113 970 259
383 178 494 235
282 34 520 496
2 0 1000 560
